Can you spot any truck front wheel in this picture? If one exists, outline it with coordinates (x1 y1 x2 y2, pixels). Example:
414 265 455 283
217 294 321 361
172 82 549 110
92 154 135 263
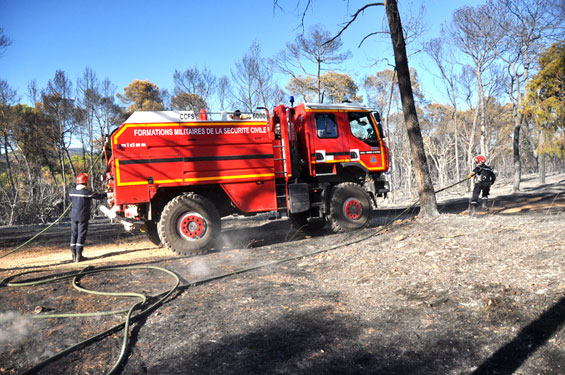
158 193 220 256
328 182 371 233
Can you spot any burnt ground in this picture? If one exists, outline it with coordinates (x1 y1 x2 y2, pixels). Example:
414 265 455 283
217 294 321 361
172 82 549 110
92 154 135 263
0 173 564 375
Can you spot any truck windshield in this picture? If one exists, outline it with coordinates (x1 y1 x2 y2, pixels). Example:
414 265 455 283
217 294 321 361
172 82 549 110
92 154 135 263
348 112 380 146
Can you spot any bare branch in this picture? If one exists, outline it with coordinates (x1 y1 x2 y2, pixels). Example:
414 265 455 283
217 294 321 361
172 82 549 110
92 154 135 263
300 0 313 31
358 31 388 48
324 3 384 46
0 28 13 56
273 0 283 14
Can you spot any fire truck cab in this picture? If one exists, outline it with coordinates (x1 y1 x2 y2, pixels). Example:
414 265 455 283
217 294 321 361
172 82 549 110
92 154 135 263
101 101 390 255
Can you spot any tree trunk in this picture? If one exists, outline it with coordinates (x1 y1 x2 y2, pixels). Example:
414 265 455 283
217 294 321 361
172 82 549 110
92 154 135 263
317 60 322 103
466 104 480 192
537 128 545 184
513 63 529 192
512 122 521 192
58 149 67 206
2 132 16 196
476 71 486 157
539 154 546 184
452 102 460 181
64 144 76 178
385 0 438 217
512 126 522 190
385 69 396 203
384 69 395 137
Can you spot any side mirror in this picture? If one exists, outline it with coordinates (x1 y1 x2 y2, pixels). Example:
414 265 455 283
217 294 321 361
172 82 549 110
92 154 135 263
373 111 382 123
372 111 385 138
377 121 385 138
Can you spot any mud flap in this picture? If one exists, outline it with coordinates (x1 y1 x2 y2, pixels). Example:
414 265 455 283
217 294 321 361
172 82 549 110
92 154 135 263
288 183 310 214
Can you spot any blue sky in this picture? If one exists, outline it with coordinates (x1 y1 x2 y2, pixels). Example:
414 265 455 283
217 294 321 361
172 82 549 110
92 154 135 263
1 0 482 107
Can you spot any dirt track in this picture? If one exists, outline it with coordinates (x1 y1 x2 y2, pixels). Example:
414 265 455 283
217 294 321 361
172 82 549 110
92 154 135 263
1 173 564 374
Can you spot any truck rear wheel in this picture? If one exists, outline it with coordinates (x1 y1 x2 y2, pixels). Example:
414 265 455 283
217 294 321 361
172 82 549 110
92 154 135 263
328 182 371 233
145 220 162 247
158 193 220 256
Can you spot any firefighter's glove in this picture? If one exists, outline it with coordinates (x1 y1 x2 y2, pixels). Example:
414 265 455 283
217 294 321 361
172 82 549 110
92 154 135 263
467 173 474 179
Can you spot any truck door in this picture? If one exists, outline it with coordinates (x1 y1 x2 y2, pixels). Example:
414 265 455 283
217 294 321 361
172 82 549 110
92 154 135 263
311 112 349 176
346 112 387 172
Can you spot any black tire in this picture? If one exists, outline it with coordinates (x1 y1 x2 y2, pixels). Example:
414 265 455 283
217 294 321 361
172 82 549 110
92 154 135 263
289 212 327 233
157 193 221 256
328 182 371 233
145 220 162 247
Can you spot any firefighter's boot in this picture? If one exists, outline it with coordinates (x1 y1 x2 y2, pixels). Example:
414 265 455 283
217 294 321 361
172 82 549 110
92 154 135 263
481 197 488 210
71 247 76 262
469 201 477 217
75 247 85 263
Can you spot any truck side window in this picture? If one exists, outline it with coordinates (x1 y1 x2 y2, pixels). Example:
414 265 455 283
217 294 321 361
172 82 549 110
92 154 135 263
315 113 338 138
348 112 380 146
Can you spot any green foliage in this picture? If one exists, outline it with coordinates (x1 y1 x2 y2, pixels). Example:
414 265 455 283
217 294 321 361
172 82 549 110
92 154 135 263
12 103 58 170
71 153 87 171
117 79 164 113
524 42 565 159
320 71 362 103
0 171 9 187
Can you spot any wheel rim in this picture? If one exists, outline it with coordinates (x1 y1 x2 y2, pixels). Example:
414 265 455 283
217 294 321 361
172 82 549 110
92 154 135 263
343 198 363 221
177 212 207 240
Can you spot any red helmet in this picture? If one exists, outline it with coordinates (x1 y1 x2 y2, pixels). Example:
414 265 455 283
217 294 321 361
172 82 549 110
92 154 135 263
475 155 486 164
76 173 89 184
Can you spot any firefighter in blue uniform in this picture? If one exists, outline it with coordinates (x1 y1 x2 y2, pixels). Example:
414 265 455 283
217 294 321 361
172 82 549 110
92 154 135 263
69 173 107 262
468 155 496 210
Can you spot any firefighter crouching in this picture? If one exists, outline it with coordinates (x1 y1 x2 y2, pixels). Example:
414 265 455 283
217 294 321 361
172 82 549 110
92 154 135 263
69 173 107 262
468 155 496 210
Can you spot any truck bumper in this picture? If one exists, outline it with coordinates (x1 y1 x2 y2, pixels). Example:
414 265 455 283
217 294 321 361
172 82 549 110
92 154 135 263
99 205 137 232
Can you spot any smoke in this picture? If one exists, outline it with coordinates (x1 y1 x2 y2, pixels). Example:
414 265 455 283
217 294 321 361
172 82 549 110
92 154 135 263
189 259 211 277
225 249 249 268
0 311 31 347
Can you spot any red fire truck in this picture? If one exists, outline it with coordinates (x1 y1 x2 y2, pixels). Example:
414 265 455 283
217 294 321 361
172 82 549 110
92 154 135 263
100 100 390 255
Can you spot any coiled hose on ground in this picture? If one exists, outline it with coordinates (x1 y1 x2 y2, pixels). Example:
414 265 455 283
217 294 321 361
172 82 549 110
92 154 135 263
1 265 180 374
